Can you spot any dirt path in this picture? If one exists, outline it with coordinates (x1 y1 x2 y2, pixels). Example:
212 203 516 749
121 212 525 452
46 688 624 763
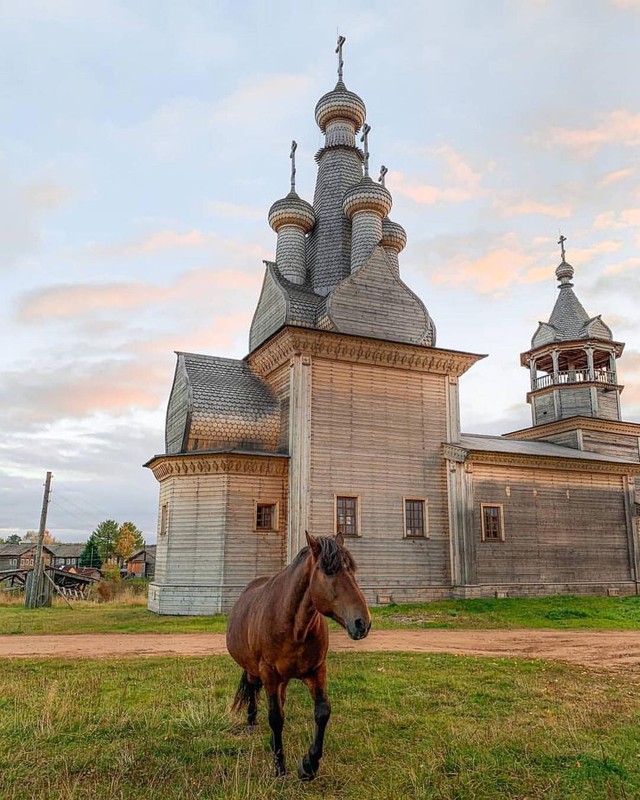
1 629 640 669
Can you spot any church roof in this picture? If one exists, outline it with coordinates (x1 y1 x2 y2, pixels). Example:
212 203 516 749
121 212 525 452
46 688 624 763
457 433 635 464
165 352 282 455
530 255 614 348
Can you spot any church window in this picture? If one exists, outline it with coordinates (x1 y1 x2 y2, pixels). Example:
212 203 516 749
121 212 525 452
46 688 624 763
481 504 505 541
336 496 359 536
256 503 278 531
404 498 428 538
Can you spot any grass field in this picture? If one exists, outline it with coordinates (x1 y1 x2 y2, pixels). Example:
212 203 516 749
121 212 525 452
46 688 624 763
1 594 640 635
0 652 638 799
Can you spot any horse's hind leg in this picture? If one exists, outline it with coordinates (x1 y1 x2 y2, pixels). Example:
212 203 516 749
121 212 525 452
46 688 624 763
246 675 262 728
298 664 331 781
263 674 287 777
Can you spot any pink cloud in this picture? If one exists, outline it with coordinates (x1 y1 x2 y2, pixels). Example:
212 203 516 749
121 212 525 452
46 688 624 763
87 228 266 260
388 146 482 206
593 208 640 230
206 200 263 219
18 267 262 323
495 198 573 218
598 167 636 187
535 110 640 158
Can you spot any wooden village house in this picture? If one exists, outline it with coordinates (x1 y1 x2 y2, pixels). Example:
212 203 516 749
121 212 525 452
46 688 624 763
145 42 640 615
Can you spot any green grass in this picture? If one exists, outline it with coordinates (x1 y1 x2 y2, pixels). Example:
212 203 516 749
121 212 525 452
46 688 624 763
371 594 640 631
1 594 640 636
0 602 226 635
0 653 639 799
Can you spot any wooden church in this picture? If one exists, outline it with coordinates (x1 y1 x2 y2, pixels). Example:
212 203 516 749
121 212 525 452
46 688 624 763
145 41 640 614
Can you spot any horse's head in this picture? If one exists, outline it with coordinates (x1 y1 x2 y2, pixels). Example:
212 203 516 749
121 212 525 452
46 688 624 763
305 531 371 640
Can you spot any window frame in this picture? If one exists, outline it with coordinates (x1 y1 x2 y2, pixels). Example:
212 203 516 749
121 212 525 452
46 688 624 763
480 503 505 542
254 500 279 532
334 494 361 537
403 497 429 539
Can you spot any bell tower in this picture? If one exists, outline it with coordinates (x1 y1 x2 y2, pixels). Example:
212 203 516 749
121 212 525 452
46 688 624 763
520 236 625 426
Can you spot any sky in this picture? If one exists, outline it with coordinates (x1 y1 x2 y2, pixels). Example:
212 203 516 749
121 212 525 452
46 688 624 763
1 0 639 543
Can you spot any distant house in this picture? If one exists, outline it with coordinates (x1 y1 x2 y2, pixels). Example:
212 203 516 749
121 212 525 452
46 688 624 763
48 543 85 569
126 546 156 579
0 542 53 571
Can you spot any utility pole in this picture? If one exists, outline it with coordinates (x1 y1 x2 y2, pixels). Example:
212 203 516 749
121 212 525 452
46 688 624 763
25 471 52 608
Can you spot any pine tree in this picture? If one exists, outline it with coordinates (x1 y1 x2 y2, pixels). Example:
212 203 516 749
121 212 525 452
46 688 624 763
79 534 102 569
92 520 119 562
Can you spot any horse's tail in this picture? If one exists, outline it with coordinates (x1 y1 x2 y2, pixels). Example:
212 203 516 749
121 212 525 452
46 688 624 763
232 670 262 712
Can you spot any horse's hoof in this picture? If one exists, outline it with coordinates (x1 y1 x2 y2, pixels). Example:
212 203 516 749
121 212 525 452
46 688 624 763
297 756 317 782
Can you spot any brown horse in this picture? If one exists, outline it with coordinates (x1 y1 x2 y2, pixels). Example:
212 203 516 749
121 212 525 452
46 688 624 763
226 531 371 780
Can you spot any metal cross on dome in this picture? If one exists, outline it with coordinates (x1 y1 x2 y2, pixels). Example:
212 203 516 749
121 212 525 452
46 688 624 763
558 233 567 262
378 165 388 187
336 35 346 82
361 123 371 177
290 140 297 193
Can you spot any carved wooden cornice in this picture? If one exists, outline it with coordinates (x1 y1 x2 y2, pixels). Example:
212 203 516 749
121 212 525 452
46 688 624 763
442 444 468 463
466 449 640 476
145 452 289 482
505 416 640 440
248 325 484 378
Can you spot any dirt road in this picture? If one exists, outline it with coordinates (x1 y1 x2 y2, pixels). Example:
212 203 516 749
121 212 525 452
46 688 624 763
1 629 639 669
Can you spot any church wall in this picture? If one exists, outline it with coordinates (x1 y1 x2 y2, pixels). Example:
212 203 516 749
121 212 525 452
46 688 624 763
470 462 635 594
221 471 287 610
533 392 555 425
308 357 451 603
148 474 228 614
582 430 640 462
597 389 620 420
559 386 593 418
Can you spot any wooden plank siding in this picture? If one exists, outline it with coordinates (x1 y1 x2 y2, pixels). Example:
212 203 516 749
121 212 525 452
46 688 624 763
308 358 452 602
222 472 287 609
471 463 634 592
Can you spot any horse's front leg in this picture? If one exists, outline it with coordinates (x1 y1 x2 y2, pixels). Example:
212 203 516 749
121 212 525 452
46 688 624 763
264 675 287 777
298 665 331 781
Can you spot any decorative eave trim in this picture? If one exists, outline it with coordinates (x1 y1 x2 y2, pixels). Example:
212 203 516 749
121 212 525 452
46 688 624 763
144 452 289 482
505 416 640 440
247 326 485 378
520 338 625 366
466 449 640 475
442 444 469 463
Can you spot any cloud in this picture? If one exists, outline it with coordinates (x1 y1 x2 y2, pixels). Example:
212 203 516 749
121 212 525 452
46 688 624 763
388 146 483 205
593 208 640 230
495 198 573 218
598 167 636 187
85 227 266 260
206 200 263 219
18 266 262 323
603 256 640 275
0 177 72 268
533 110 640 158
609 0 640 8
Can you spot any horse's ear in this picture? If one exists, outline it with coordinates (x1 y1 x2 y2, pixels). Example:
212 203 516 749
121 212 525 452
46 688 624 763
305 531 321 559
335 532 345 547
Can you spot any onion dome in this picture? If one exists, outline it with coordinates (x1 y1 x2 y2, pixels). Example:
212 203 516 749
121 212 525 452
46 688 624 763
380 217 407 253
268 191 316 234
315 81 366 134
342 176 392 220
555 259 574 287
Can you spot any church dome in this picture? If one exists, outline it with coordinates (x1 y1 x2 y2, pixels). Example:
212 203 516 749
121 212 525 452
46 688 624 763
555 260 574 285
268 191 316 233
315 81 366 134
342 176 392 220
380 217 407 253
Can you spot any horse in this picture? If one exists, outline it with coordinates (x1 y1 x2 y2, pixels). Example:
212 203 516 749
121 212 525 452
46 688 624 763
226 531 371 780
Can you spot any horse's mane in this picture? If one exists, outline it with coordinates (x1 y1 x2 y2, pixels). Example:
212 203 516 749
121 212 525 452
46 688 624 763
293 536 357 576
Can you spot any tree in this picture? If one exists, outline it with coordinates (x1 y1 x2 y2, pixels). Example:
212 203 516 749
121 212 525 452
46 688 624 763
1 534 22 545
113 522 145 562
79 534 102 569
24 529 60 545
92 520 119 562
